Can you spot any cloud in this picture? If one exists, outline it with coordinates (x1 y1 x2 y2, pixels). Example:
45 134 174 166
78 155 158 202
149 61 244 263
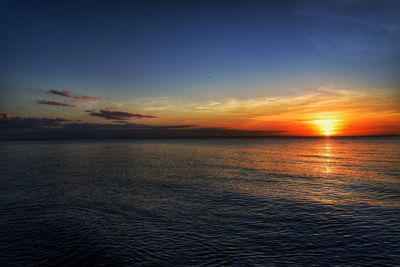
47 90 73 97
1 113 11 120
47 89 100 100
0 112 282 140
128 86 400 117
122 86 400 136
37 100 75 107
292 0 400 61
72 95 100 100
0 113 69 131
86 109 157 120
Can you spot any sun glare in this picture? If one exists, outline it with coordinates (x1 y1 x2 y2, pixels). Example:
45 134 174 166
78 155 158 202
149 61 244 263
312 119 337 136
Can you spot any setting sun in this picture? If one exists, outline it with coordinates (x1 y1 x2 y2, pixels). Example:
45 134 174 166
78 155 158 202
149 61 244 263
312 119 337 136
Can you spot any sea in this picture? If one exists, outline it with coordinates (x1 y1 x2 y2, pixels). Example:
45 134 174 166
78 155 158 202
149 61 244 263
0 137 399 266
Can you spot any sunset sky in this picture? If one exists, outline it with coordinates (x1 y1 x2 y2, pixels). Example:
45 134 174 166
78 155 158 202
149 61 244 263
1 0 399 138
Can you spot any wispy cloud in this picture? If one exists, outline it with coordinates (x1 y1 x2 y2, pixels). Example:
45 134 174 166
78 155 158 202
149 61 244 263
86 109 157 121
47 89 100 101
124 86 400 135
47 90 73 97
129 86 399 117
293 0 400 61
37 100 75 107
73 95 100 100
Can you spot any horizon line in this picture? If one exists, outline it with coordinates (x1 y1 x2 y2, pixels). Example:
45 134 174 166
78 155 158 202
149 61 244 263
1 135 399 142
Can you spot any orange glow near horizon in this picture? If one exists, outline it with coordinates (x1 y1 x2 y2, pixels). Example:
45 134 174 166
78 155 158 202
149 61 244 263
312 119 338 136
83 87 398 137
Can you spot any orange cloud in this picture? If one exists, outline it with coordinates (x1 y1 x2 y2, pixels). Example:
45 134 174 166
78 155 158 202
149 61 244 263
126 86 400 136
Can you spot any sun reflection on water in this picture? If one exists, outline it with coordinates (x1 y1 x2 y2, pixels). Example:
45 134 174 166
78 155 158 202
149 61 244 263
323 141 333 174
217 138 400 207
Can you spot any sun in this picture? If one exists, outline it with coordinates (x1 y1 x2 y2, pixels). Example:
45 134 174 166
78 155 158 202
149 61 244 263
312 119 337 136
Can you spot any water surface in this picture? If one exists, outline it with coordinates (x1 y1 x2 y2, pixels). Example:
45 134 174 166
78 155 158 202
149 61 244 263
1 138 399 266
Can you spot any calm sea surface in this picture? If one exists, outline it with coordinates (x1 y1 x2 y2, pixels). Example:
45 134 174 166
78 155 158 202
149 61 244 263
1 138 399 266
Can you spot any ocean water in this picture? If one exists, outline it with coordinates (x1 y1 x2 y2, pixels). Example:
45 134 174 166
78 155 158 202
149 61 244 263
0 137 399 266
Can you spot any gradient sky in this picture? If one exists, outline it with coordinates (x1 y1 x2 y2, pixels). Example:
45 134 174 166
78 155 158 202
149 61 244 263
1 0 399 138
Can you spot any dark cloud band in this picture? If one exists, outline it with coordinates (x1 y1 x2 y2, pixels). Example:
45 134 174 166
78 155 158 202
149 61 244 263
87 109 157 120
37 100 75 107
47 90 100 100
0 112 283 140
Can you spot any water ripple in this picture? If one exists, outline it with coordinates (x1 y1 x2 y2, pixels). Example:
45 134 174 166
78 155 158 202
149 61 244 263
0 138 399 266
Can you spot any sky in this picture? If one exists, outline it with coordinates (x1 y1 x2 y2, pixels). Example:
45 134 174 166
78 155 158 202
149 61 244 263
1 0 399 139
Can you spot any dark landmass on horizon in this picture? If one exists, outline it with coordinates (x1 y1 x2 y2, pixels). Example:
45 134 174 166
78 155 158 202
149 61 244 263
1 114 399 141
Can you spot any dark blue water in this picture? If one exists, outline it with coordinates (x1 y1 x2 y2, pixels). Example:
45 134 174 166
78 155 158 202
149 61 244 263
1 138 399 266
